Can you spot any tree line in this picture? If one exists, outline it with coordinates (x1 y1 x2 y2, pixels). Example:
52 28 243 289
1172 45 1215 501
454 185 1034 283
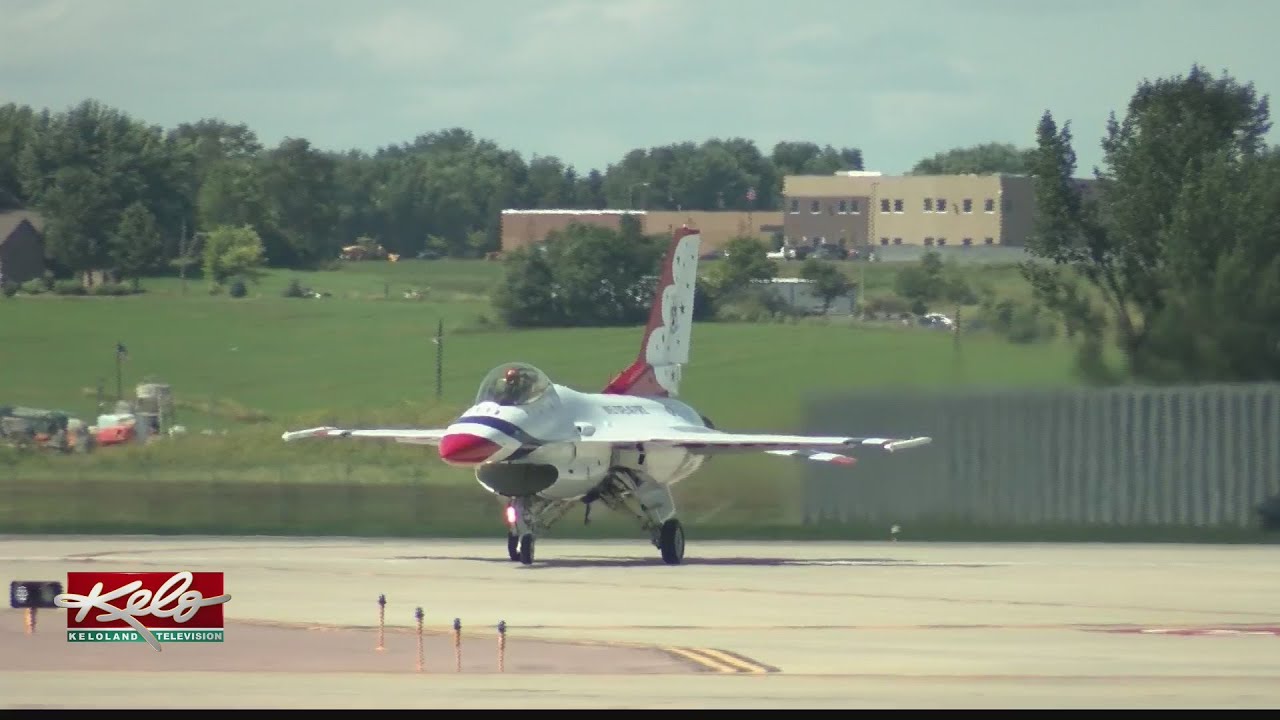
0 100 889 282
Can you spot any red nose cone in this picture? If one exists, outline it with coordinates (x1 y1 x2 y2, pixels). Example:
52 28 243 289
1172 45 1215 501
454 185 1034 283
439 433 501 464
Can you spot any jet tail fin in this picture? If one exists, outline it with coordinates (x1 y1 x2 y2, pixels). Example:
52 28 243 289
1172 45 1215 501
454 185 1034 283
602 226 701 398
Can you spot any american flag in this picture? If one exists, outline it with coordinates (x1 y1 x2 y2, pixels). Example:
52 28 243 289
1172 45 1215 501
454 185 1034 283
745 186 757 202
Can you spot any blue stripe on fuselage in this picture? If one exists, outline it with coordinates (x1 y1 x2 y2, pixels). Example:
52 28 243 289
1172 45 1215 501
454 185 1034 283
455 415 546 450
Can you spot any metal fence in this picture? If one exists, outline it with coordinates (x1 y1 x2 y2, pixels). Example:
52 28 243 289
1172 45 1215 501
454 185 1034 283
802 383 1280 530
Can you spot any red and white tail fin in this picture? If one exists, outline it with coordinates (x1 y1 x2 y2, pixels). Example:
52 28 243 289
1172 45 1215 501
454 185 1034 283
602 226 702 397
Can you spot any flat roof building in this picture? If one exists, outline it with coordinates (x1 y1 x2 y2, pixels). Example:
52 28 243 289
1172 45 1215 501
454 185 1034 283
782 172 1040 250
500 209 783 255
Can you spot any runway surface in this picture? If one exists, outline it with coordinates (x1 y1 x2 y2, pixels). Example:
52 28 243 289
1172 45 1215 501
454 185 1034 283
2 535 1279 708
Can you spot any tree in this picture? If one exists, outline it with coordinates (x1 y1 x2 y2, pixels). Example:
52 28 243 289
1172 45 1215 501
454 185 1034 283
493 223 666 328
110 202 163 290
799 258 853 313
893 251 974 314
202 225 266 288
910 142 1034 175
1022 64 1278 383
492 245 559 327
709 236 777 296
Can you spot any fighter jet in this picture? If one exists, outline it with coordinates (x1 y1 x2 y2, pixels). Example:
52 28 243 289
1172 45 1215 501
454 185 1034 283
282 226 931 565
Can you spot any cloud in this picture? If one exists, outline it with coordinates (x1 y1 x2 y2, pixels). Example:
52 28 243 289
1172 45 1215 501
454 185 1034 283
331 9 467 75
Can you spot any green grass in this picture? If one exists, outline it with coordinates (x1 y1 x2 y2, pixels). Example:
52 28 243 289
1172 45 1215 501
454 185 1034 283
0 257 1107 537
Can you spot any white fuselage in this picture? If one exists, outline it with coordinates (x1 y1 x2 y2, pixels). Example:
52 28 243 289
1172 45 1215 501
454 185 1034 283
438 384 708 500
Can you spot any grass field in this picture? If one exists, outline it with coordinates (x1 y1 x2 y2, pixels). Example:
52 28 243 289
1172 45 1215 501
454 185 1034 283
0 256 1092 536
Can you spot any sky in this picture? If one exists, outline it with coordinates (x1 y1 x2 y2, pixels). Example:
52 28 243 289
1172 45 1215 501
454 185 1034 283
3 0 1278 176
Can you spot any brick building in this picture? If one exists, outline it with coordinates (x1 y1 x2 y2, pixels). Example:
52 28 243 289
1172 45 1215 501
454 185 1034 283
500 209 783 256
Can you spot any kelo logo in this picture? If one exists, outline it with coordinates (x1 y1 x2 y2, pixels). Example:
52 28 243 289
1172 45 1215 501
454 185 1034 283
54 571 231 652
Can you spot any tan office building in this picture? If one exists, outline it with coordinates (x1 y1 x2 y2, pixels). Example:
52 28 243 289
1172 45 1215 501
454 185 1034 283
782 172 1038 249
500 209 783 255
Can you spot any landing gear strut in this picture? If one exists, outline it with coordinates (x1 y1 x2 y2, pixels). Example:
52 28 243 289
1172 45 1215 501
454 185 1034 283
502 496 573 565
597 469 687 565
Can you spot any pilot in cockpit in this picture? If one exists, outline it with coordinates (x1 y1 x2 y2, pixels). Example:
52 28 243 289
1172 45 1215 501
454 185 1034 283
495 366 534 405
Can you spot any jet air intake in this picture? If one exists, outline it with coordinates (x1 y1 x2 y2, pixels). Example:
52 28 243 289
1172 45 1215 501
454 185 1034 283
476 463 559 497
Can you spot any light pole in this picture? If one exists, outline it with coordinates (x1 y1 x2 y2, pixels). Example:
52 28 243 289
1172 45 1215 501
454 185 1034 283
628 182 650 210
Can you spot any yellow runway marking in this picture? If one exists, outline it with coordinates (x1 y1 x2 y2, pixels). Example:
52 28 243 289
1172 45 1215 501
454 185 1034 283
663 646 778 674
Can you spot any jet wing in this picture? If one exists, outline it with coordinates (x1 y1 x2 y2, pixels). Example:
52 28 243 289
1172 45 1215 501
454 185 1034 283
581 427 931 466
281 426 447 446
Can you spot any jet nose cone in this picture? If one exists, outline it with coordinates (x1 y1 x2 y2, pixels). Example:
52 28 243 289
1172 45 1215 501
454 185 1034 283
439 432 502 465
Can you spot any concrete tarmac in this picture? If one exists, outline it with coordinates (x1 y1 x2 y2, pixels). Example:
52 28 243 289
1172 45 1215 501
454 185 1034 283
1 535 1278 708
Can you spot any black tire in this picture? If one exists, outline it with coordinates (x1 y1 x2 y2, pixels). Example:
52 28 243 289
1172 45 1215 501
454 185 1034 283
519 533 535 565
507 533 519 561
658 518 685 565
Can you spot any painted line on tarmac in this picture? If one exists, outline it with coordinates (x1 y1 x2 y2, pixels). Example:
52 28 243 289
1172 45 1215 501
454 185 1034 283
516 622 1280 636
661 646 778 674
228 618 769 672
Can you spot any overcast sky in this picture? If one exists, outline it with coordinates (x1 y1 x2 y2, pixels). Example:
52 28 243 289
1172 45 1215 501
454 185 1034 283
3 0 1277 175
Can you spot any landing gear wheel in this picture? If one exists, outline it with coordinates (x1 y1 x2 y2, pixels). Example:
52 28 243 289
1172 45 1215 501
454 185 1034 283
658 518 685 565
507 533 519 561
518 533 535 565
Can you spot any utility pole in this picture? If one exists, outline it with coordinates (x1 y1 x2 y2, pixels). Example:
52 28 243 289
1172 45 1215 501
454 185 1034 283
952 305 964 382
434 319 443 401
628 182 649 210
114 342 127 402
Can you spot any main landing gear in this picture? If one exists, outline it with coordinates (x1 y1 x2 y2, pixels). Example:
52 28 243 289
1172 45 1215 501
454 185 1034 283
500 470 687 566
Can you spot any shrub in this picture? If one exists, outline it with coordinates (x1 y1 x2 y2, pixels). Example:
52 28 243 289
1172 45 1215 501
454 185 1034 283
229 279 248 298
282 278 305 298
860 293 911 319
1 281 17 298
978 297 1057 344
714 286 800 323
90 282 132 296
53 280 86 296
20 279 45 295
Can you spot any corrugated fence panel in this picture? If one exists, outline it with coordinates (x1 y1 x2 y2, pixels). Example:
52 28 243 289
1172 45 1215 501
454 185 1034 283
803 383 1280 530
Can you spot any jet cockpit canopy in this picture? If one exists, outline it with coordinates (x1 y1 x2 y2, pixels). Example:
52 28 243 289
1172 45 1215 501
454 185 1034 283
475 362 552 407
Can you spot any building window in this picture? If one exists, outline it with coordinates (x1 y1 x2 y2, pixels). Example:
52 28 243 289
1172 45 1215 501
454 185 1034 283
984 198 995 213
893 237 902 245
936 198 947 213
879 237 889 246
850 199 860 214
838 199 848 214
789 199 799 213
938 238 947 246
963 237 973 246
924 237 934 246
880 198 890 213
923 198 933 212
984 237 994 245
810 200 820 214
963 198 973 213
893 198 903 213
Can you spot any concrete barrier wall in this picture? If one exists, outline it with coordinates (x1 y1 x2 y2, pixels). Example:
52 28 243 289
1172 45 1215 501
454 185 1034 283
802 384 1280 531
